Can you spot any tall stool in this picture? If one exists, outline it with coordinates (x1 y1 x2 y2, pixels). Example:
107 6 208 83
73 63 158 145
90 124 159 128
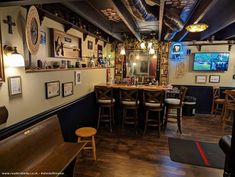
163 86 187 134
222 90 235 125
211 86 225 121
75 127 97 160
143 89 164 137
95 86 115 132
120 88 139 132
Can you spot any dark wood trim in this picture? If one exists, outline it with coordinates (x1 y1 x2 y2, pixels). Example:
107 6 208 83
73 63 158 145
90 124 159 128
0 92 94 140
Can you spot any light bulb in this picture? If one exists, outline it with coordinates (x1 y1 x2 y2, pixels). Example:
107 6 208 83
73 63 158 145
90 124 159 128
120 47 126 55
140 42 146 49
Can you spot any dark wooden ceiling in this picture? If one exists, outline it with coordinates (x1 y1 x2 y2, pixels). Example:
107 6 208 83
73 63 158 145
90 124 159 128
1 0 235 42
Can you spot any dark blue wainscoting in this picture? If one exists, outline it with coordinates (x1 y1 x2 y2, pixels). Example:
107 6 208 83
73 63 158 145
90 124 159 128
57 93 97 142
0 92 97 142
184 85 213 114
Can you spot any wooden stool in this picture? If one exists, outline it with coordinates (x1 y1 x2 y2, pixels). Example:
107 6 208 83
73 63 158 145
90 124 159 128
143 89 164 137
75 127 97 160
164 86 188 134
95 86 115 132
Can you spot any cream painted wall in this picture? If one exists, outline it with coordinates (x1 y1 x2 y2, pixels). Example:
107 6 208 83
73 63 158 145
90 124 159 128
169 42 235 87
0 6 114 129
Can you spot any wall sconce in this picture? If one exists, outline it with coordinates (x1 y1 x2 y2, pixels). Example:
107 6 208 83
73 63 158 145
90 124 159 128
4 45 25 67
120 47 126 55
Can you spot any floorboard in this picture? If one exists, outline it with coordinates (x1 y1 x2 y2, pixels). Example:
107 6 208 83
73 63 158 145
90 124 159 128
74 114 231 177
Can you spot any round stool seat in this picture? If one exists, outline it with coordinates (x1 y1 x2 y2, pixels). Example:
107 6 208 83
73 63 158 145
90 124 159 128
75 127 97 137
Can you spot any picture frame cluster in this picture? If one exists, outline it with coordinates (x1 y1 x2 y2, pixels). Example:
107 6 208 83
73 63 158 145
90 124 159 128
195 75 220 84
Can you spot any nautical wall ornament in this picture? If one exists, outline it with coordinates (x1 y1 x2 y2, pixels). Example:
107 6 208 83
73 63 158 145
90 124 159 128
25 6 41 55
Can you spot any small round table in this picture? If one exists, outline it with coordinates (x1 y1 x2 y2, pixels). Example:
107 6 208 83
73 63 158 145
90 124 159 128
75 127 97 160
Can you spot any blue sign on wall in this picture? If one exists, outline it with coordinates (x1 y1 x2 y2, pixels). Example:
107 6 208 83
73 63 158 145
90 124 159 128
170 42 186 62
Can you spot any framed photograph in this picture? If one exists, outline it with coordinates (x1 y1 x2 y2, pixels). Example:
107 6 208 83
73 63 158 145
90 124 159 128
8 76 22 96
88 40 93 50
74 71 81 85
45 81 60 99
51 29 81 58
62 82 73 97
195 75 207 84
209 75 220 83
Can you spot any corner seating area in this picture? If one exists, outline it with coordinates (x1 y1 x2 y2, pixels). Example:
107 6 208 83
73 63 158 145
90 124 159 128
0 115 86 176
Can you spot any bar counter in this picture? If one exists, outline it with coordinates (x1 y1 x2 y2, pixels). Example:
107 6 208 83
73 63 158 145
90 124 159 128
94 83 172 127
95 83 171 90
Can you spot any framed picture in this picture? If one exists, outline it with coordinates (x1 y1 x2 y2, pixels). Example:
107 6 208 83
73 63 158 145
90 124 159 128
195 75 207 84
74 71 81 85
209 75 220 83
51 29 81 58
45 81 60 99
88 40 93 50
62 82 73 97
8 76 22 96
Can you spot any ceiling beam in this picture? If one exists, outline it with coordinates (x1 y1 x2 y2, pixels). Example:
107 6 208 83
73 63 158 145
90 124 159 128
112 0 141 41
214 23 235 40
200 0 235 40
158 0 164 40
175 0 213 42
62 1 123 41
0 0 84 7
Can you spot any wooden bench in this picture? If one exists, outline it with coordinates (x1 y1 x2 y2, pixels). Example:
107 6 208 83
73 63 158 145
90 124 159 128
0 115 86 177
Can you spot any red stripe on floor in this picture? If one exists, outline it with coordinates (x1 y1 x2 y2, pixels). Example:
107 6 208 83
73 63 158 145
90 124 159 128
195 141 210 166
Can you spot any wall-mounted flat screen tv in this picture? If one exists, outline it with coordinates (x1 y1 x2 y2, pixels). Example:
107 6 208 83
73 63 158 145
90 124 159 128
193 52 229 71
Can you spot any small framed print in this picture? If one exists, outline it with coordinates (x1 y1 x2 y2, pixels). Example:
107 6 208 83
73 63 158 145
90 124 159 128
74 71 81 85
209 75 220 83
8 76 22 96
88 40 93 50
45 81 60 99
62 82 73 97
195 75 207 84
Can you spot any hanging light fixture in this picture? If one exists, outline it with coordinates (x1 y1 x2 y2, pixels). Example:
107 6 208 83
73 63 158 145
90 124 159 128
120 46 126 55
140 41 146 49
149 47 155 55
4 45 25 67
186 23 208 32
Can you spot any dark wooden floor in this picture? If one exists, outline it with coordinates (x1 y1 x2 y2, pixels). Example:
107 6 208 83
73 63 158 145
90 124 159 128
73 114 231 177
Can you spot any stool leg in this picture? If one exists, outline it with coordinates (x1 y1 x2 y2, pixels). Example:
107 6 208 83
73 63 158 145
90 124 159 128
158 111 161 137
143 110 149 136
109 107 112 132
122 108 126 128
97 106 101 130
135 109 138 134
77 137 81 143
177 108 182 134
91 136 96 160
164 107 169 132
111 106 115 126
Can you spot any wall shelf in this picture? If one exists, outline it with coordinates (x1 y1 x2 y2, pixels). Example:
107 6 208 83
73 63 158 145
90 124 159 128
37 7 110 43
25 67 114 73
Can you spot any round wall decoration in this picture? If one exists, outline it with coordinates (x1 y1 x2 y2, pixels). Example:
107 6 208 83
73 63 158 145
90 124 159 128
25 6 41 55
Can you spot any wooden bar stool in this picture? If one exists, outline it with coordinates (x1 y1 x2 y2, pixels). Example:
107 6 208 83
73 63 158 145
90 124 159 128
222 90 235 125
143 89 164 137
75 127 97 160
211 86 225 121
120 88 139 132
95 86 115 132
163 86 187 134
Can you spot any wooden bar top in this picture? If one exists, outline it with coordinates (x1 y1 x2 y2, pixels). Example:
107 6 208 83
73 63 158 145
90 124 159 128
95 83 172 90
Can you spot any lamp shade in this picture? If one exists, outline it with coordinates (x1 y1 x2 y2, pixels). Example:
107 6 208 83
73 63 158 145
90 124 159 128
186 23 208 32
120 47 126 55
4 46 25 67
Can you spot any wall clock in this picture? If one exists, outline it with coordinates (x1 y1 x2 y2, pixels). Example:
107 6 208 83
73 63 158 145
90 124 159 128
25 6 41 55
